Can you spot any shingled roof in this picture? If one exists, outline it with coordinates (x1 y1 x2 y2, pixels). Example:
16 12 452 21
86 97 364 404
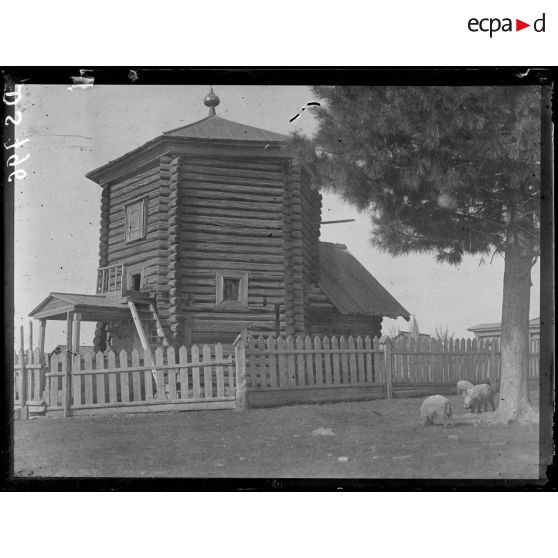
163 115 286 142
318 242 410 320
86 113 287 184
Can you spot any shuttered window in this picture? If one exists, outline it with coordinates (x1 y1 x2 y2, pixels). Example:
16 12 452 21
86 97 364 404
125 198 147 242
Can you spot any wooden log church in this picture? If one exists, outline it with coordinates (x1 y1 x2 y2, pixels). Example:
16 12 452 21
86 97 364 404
29 88 410 356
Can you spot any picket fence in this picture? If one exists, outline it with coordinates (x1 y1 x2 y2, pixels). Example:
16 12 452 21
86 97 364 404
242 334 541 407
15 344 236 418
14 348 45 413
14 330 540 417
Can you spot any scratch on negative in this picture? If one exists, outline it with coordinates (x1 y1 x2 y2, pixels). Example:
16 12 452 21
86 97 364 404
290 101 321 123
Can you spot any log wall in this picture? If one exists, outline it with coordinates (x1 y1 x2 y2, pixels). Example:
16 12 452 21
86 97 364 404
96 150 371 348
94 185 111 351
167 156 182 344
154 155 173 330
105 164 165 288
283 161 306 335
175 157 290 342
100 163 171 349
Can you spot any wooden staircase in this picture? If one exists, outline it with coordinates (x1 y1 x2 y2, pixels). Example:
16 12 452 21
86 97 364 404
127 296 170 395
127 295 170 353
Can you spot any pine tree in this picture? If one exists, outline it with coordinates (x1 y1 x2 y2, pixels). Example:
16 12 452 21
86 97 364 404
296 86 540 423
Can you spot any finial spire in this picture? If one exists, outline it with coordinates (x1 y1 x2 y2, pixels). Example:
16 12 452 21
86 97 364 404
203 86 220 116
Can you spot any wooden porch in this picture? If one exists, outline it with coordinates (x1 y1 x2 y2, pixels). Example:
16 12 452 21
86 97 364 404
28 288 170 411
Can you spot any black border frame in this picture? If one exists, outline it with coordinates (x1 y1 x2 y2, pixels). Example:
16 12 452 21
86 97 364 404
1 67 555 491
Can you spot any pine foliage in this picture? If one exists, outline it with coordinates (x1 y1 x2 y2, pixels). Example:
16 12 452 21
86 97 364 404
297 86 540 265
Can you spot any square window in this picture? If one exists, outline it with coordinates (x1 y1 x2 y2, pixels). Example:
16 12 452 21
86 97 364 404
125 198 147 243
216 271 248 306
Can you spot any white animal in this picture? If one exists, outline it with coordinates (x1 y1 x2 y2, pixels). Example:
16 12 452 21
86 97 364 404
420 395 454 427
457 380 474 396
464 384 495 413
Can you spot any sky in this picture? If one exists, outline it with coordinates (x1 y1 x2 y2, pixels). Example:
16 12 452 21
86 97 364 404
13 84 540 351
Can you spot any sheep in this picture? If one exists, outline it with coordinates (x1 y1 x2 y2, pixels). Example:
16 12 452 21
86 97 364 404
420 395 454 427
463 383 495 413
457 380 474 396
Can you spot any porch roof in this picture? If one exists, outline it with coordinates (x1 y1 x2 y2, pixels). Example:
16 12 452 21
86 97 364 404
29 292 131 321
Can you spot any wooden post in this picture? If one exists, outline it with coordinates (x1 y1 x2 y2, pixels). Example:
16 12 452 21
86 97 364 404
19 325 28 419
28 320 33 351
128 300 158 388
64 311 73 418
384 337 393 400
38 319 46 363
234 329 248 410
38 319 47 399
120 264 126 296
73 312 81 356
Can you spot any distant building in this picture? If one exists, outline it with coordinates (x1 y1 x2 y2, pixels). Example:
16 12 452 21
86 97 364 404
467 317 540 342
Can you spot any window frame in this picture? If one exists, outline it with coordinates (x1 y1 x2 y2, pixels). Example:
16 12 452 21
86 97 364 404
215 270 248 307
124 196 148 243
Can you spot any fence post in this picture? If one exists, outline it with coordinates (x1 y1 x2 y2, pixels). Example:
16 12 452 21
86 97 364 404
63 311 74 418
18 325 28 419
384 337 393 400
234 329 249 410
38 319 47 399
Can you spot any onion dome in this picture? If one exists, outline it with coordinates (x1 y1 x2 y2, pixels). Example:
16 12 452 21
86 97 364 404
203 86 220 116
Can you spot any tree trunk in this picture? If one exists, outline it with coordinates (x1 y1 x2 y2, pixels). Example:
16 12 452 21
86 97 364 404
492 241 536 423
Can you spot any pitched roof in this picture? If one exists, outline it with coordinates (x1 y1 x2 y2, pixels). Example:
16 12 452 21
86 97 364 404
86 114 288 184
163 115 286 143
40 293 117 306
318 242 410 319
29 292 131 321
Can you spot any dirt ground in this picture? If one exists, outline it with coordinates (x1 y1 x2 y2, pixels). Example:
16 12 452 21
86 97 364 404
13 392 540 479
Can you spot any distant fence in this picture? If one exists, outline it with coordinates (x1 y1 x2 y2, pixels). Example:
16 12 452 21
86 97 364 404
241 335 540 408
